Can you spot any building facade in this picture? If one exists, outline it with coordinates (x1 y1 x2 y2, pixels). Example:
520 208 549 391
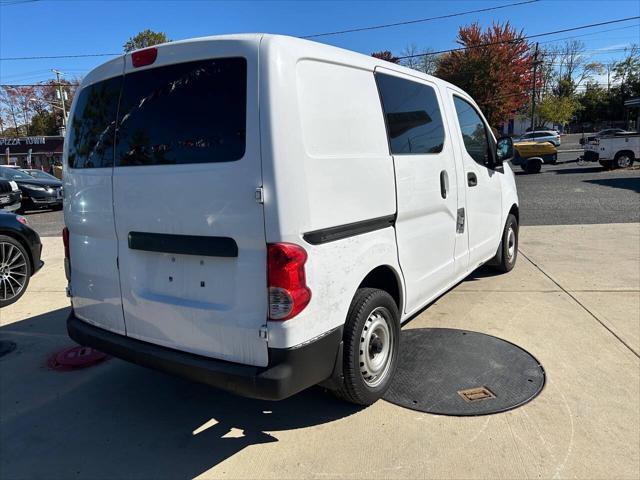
1 136 64 170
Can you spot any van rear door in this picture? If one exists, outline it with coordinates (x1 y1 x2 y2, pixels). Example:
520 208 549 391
112 39 269 367
64 58 126 335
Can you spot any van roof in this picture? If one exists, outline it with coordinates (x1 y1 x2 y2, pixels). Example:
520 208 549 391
81 33 458 94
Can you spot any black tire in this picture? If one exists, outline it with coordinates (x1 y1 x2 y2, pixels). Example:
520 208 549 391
0 235 32 308
493 214 518 273
334 288 400 406
614 152 634 169
522 159 542 174
599 160 613 170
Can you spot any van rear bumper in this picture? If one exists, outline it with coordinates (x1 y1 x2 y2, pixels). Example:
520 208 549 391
67 312 342 401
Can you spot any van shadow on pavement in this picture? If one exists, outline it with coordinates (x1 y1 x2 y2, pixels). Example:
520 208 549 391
0 307 361 479
585 177 640 193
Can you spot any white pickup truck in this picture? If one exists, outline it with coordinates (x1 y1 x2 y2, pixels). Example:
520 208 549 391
583 132 639 169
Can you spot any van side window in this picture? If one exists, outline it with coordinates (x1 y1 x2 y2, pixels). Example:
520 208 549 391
116 57 247 167
452 96 491 166
67 76 122 169
375 73 445 155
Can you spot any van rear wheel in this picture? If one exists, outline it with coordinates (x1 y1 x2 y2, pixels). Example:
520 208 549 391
334 288 400 405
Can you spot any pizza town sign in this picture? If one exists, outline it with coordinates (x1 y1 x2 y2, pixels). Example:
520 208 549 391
0 137 47 146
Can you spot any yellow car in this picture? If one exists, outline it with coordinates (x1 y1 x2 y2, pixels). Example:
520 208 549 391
512 141 558 174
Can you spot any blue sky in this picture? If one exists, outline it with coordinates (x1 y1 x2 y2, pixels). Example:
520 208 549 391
1 0 639 85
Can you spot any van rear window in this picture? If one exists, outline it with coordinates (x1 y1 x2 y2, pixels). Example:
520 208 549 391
68 76 122 169
116 57 247 166
68 57 247 169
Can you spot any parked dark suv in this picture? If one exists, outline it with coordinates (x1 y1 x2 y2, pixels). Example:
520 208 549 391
0 166 63 211
0 212 43 307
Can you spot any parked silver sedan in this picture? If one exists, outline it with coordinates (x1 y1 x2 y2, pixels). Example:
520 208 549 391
516 130 561 147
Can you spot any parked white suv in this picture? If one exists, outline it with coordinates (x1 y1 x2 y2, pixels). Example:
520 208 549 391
516 130 561 147
63 34 519 405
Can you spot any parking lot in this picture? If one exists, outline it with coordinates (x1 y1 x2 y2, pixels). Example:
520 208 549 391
21 155 640 236
2 153 639 479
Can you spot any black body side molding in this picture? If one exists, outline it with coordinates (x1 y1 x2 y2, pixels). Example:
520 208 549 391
303 215 396 245
128 232 238 257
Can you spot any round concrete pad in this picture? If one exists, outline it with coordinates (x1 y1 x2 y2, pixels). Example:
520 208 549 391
384 328 545 416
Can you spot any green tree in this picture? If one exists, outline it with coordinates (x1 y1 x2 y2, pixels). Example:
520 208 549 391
576 82 608 124
29 110 58 136
123 29 170 52
612 45 640 99
536 94 580 126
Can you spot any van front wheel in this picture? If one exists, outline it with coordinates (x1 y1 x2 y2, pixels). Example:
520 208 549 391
493 214 518 273
335 288 400 405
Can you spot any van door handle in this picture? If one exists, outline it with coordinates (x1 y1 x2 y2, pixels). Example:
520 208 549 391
467 172 478 187
439 170 448 199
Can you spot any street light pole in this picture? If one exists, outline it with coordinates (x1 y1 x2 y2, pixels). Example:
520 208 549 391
52 69 67 134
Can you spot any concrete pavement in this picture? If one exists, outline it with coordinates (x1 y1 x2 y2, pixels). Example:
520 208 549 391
0 225 639 479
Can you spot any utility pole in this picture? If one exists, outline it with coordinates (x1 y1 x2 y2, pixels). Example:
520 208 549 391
530 42 540 134
52 69 67 134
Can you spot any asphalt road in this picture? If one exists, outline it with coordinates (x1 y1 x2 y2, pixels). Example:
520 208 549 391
515 151 640 225
21 153 640 236
21 207 63 237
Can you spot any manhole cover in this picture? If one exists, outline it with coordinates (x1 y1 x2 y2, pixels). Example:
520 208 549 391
48 345 109 371
0 340 17 358
384 328 545 416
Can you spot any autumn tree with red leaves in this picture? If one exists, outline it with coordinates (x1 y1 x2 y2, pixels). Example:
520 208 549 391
371 51 400 64
436 22 534 128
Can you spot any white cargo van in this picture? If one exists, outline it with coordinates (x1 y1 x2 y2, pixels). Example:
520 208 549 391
64 34 519 405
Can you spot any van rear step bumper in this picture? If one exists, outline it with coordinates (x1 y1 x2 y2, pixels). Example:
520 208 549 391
67 313 342 401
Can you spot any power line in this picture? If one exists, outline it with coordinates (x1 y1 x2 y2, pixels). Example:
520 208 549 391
398 16 640 59
0 0 42 5
535 24 639 46
1 83 79 87
301 0 540 38
0 53 120 61
0 0 542 61
1 14 637 64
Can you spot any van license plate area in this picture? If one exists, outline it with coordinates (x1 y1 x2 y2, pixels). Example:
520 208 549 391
132 252 236 305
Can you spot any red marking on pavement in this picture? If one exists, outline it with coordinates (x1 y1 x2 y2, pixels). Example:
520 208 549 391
48 345 109 371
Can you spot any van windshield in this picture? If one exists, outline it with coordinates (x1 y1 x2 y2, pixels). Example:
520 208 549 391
68 57 247 169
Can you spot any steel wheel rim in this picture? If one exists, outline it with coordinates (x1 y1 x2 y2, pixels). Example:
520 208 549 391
617 155 631 168
359 306 394 388
0 242 28 302
507 226 516 261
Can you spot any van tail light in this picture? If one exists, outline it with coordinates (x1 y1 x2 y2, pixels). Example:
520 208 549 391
267 243 311 321
131 47 158 68
62 227 71 280
62 227 70 259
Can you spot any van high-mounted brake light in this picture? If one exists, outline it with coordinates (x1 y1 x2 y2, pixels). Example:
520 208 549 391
131 47 158 68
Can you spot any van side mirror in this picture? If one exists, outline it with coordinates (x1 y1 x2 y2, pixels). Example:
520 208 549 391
495 136 514 165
